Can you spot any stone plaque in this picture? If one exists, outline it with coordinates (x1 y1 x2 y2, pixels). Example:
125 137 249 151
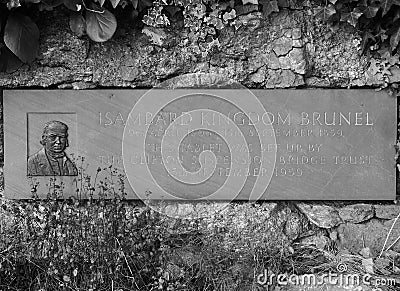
4 89 396 200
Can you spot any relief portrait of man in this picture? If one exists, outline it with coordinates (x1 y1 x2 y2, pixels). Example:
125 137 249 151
27 120 78 176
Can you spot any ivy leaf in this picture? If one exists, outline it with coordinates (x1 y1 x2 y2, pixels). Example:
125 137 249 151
130 9 139 21
314 5 336 22
163 5 183 25
381 0 394 16
99 0 106 6
163 5 181 17
0 44 23 73
394 9 400 22
341 9 362 27
0 47 7 72
63 0 82 11
0 8 7 32
110 0 121 8
260 0 279 17
131 0 138 9
390 24 400 52
137 0 153 12
69 13 85 37
85 6 117 42
361 31 375 53
39 0 64 10
356 5 379 18
4 12 39 63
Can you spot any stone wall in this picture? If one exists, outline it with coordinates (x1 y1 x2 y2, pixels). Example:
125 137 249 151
2 6 397 89
0 5 399 261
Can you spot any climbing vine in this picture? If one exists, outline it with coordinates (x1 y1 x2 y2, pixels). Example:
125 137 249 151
314 0 400 55
0 0 399 73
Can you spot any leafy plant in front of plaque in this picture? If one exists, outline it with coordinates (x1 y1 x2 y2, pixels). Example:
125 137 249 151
0 159 167 290
2 154 400 289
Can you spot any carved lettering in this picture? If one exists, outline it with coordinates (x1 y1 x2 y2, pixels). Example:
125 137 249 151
299 112 373 126
99 111 373 128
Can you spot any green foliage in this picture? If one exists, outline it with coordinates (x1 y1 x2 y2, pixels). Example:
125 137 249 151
0 0 123 71
314 0 400 54
85 4 117 42
0 159 312 290
0 0 297 69
0 0 399 91
0 163 166 290
69 12 85 37
4 12 39 63
0 160 398 290
0 195 304 290
0 11 38 72
0 42 22 72
0 199 167 290
314 4 336 21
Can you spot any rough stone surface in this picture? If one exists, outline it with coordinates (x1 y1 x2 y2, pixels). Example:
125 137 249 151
389 67 400 83
297 203 343 229
305 19 369 87
337 218 400 257
216 203 311 250
298 230 330 249
338 204 375 224
273 36 294 56
0 6 384 89
161 202 311 257
283 208 311 241
375 204 400 220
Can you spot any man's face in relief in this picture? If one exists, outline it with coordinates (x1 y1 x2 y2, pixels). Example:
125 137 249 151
43 124 68 155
